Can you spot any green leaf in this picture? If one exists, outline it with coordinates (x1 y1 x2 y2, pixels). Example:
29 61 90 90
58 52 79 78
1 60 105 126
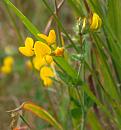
54 57 77 79
4 0 41 40
22 102 63 130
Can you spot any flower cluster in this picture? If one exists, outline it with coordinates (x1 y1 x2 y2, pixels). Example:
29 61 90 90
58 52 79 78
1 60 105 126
1 56 14 74
80 12 102 34
19 29 64 87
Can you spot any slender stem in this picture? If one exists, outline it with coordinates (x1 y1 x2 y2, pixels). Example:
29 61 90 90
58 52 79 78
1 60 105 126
54 0 62 47
20 115 33 129
4 3 23 43
42 0 79 52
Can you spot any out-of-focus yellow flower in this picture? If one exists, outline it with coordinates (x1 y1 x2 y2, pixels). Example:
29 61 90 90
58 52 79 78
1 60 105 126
3 56 14 66
90 13 102 30
33 41 53 70
54 47 64 56
25 60 33 70
38 30 56 45
40 66 55 86
1 65 12 74
1 56 14 74
19 37 34 57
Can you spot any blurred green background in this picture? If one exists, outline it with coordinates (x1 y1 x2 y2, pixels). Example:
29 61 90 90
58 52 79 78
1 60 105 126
0 0 74 129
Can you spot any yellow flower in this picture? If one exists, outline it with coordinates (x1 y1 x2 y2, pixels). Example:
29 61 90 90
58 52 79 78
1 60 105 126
25 60 33 70
19 37 34 57
82 17 87 31
3 56 14 66
38 30 56 45
40 66 55 86
90 13 102 30
1 65 12 74
33 41 53 70
54 47 64 56
1 56 14 74
33 56 46 70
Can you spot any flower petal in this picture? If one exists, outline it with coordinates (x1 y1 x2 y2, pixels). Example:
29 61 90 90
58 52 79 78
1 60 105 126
40 66 54 86
19 47 34 57
47 30 56 45
33 56 46 71
34 41 51 57
38 34 48 42
40 66 54 80
25 37 34 49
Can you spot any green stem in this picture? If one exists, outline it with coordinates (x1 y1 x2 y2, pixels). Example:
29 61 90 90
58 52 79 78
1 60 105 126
42 0 79 52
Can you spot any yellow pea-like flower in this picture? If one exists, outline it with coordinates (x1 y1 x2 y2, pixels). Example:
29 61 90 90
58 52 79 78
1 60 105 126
38 30 56 45
1 65 12 74
33 56 46 71
90 13 102 30
19 37 34 57
3 56 14 66
40 66 55 87
33 41 53 71
54 47 64 56
1 56 14 74
44 55 53 64
34 41 51 57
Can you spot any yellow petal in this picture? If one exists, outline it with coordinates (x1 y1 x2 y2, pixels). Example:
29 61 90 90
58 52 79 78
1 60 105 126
4 56 14 66
44 55 53 64
47 30 56 45
40 66 54 86
40 66 54 80
37 34 48 42
19 47 34 57
34 41 51 57
1 65 12 74
90 13 99 30
43 78 53 87
54 47 64 56
25 37 34 49
33 56 46 71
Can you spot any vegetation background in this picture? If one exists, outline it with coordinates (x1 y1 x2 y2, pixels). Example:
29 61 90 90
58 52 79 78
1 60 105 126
0 0 121 130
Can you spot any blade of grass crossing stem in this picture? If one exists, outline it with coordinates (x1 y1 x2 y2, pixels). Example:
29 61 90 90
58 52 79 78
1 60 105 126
82 83 121 128
93 34 120 100
87 110 103 130
54 57 77 78
67 0 84 16
3 0 42 40
23 102 63 130
41 0 79 52
3 0 77 80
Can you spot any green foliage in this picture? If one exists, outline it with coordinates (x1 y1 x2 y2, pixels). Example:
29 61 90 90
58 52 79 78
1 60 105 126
2 0 121 130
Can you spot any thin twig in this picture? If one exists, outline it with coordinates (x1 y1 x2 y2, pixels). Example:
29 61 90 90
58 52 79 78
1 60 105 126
44 0 65 34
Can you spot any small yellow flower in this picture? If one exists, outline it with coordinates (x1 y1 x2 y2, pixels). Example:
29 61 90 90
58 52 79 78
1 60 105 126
33 56 46 70
33 41 53 70
19 37 34 57
40 66 55 86
3 56 14 66
38 30 56 45
1 65 12 74
25 60 33 70
90 13 102 30
1 56 14 74
54 47 64 56
82 17 87 31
